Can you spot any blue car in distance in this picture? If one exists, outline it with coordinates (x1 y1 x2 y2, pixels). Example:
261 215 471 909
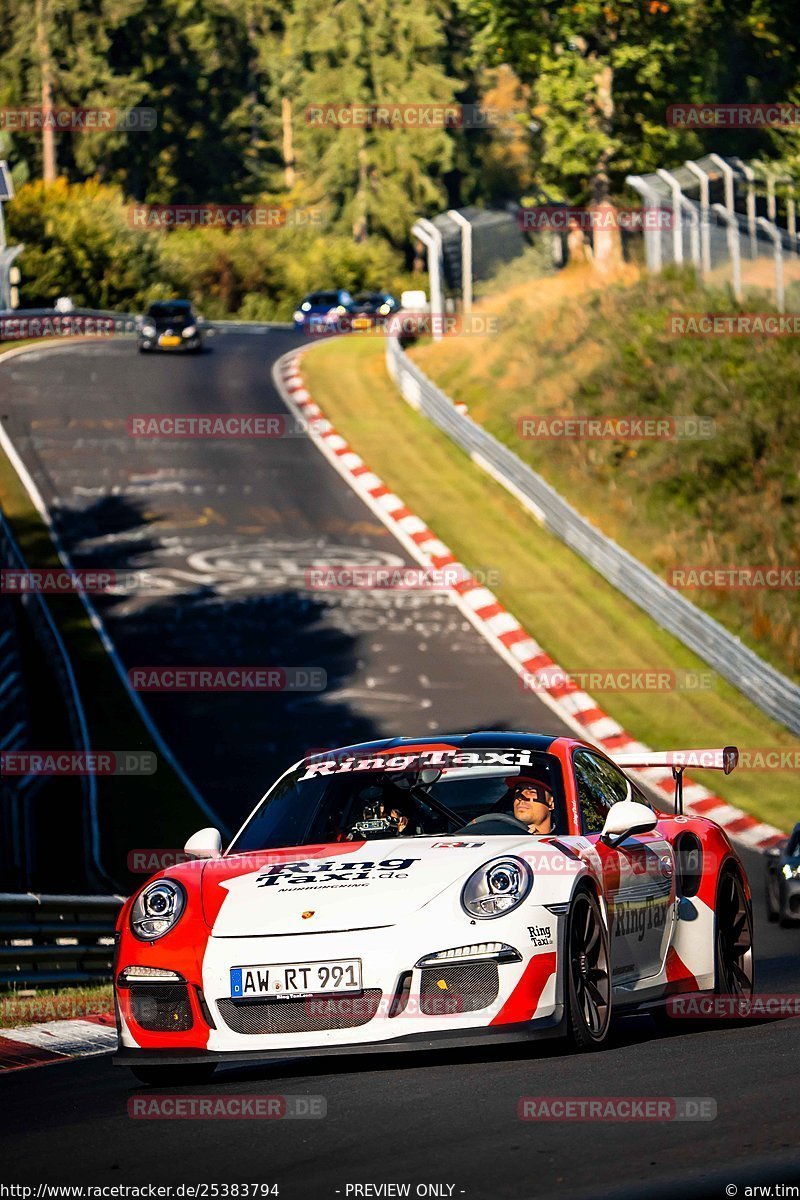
293 289 354 332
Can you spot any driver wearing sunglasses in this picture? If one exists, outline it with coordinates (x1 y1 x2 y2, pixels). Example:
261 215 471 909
507 776 556 835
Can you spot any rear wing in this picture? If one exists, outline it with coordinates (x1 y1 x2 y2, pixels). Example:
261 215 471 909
611 746 738 816
612 746 738 775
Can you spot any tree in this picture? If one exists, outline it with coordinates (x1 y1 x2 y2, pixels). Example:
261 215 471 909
458 0 719 204
278 0 458 243
6 177 164 307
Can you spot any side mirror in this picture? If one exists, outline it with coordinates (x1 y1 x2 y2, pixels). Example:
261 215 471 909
184 827 222 859
600 800 658 847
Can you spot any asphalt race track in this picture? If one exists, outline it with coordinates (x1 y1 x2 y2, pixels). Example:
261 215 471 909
0 330 570 831
2 332 799 1197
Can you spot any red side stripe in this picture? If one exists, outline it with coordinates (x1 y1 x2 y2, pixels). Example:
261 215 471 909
489 952 558 1025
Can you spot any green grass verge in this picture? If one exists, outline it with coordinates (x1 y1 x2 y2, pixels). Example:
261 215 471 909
0 984 112 1027
0 346 208 888
409 268 800 683
302 336 800 832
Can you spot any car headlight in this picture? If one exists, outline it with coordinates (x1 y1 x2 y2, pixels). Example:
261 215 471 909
181 324 197 338
293 310 305 322
461 857 532 919
782 863 800 881
141 323 156 337
131 879 186 940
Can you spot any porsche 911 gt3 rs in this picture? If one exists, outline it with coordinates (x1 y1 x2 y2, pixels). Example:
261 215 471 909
113 732 753 1085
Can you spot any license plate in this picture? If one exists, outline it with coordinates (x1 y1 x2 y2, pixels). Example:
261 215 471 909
230 959 362 1000
159 335 181 347
352 317 371 330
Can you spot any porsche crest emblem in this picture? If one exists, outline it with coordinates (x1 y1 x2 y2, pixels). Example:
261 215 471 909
301 910 315 919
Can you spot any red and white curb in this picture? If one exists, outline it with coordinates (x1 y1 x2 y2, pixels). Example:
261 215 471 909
274 349 785 852
0 1014 116 1073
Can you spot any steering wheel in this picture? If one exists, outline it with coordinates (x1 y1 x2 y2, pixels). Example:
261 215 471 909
457 812 531 834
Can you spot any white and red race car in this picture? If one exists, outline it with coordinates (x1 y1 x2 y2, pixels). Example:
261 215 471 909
113 733 753 1085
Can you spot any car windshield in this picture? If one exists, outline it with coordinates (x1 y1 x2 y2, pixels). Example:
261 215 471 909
148 302 192 319
306 292 340 306
229 748 565 852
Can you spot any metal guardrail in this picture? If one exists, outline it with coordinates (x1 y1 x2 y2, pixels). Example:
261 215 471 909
0 893 123 988
0 509 112 891
0 307 293 340
385 335 800 737
0 306 139 337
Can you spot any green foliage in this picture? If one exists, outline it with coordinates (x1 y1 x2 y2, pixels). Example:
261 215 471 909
6 177 164 307
278 0 457 243
413 268 800 678
159 218 411 318
456 0 800 202
2 0 800 300
6 179 413 317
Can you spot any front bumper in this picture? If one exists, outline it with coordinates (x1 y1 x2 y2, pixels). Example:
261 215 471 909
779 878 800 920
113 1013 564 1067
138 336 201 352
116 907 564 1057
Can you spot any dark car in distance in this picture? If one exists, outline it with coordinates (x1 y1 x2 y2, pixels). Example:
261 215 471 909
765 822 800 925
293 289 355 332
349 291 399 329
138 300 203 353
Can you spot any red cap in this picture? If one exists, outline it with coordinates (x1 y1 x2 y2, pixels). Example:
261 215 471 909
506 775 552 800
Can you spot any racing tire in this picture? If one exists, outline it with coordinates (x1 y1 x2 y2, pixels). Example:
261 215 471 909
129 1064 217 1087
566 887 611 1051
714 868 754 999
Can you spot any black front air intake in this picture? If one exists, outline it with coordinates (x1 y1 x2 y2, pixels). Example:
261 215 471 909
129 984 193 1032
216 991 383 1035
419 963 499 1015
